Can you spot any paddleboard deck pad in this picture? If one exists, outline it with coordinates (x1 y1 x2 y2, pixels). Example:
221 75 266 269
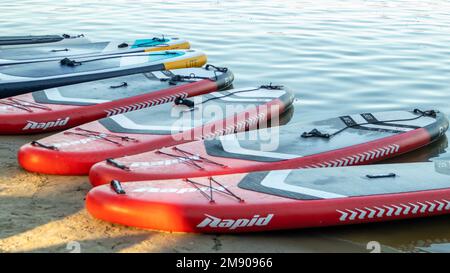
0 36 189 65
89 109 448 186
0 65 233 134
86 160 450 233
0 34 88 49
0 49 206 98
19 85 294 175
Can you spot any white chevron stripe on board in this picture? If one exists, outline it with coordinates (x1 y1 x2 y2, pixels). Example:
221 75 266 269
375 206 385 218
426 201 436 212
336 210 348 221
435 200 445 211
347 209 357 220
392 205 403 216
104 92 188 117
312 144 401 169
355 209 367 219
401 204 411 215
200 112 267 140
337 199 449 222
444 199 450 210
417 202 428 213
384 205 394 217
409 203 420 214
365 207 377 219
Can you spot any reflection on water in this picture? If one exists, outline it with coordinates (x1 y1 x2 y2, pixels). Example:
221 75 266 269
419 243 450 253
383 134 448 164
324 214 450 253
2 0 450 252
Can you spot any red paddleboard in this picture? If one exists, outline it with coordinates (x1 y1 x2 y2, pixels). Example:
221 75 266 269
89 109 448 186
19 85 294 175
86 160 450 233
0 65 233 134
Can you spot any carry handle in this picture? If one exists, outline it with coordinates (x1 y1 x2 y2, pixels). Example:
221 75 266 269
31 141 58 150
366 173 396 179
110 180 126 194
106 158 130 171
50 48 69 52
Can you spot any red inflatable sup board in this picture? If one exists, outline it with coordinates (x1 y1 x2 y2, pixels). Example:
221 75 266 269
19 85 294 175
89 109 448 186
0 65 233 134
86 160 450 233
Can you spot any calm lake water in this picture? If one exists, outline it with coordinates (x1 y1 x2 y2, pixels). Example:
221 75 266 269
2 0 450 252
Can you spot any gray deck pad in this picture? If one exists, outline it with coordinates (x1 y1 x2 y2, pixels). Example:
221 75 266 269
205 110 444 162
238 161 450 200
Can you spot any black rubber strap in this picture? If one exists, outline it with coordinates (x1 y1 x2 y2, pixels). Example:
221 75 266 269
183 177 243 203
62 34 85 39
360 113 420 129
414 109 437 118
31 141 58 150
59 51 178 67
161 73 211 85
205 64 228 72
174 97 195 108
60 57 82 67
152 36 166 42
366 173 396 179
109 82 128 89
260 82 284 90
106 158 130 171
199 85 284 105
50 48 69 52
110 180 126 194
301 129 330 139
301 109 437 140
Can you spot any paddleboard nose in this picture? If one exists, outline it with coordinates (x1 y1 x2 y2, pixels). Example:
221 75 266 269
89 163 119 187
205 64 235 91
18 142 92 175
